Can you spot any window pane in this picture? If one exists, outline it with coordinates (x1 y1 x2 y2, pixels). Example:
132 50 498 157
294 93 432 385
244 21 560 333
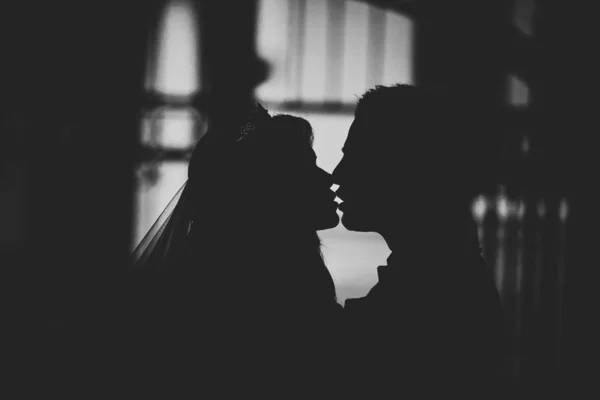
300 0 329 102
141 107 200 149
133 161 188 249
153 0 200 96
382 10 413 85
341 1 370 102
508 74 529 107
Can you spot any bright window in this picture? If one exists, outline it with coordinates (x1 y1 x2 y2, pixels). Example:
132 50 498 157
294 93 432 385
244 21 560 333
256 0 413 301
135 0 414 303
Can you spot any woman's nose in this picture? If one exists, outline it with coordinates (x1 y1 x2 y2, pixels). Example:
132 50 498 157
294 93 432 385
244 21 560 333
316 167 334 188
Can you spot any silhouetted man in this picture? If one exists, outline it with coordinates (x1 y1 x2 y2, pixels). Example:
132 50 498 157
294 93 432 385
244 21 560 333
333 84 505 397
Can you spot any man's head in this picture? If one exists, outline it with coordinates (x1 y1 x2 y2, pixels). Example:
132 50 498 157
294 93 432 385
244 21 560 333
333 83 474 240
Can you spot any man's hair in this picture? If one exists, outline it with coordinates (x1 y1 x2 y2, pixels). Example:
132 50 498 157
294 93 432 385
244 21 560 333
356 83 424 115
354 83 487 194
358 83 473 152
355 83 453 133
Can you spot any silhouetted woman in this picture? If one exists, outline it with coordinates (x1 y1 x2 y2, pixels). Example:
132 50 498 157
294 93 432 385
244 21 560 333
129 103 342 395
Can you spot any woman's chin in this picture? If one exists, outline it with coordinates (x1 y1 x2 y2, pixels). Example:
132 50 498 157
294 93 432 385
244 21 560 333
315 212 340 231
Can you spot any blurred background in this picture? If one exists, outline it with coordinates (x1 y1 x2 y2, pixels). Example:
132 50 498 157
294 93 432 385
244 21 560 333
1 0 596 396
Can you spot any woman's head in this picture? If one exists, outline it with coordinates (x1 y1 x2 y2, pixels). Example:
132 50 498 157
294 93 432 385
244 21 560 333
185 106 338 302
188 109 339 233
254 114 339 232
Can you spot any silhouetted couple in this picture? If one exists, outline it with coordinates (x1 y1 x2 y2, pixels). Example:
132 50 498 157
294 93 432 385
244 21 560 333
130 83 504 398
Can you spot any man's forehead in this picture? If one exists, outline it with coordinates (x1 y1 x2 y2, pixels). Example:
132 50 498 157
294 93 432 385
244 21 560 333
342 116 368 153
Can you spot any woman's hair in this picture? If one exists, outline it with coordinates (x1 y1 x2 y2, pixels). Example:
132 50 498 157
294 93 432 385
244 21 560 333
186 112 337 305
269 114 315 146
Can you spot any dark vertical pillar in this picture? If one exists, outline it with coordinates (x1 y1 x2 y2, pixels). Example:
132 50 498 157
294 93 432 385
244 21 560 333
515 0 598 394
193 0 268 135
519 192 540 389
537 0 600 393
539 197 560 374
525 1 593 394
2 0 159 387
413 0 514 394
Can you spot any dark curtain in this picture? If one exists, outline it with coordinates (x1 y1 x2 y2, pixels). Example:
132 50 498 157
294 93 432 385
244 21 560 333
1 0 159 393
